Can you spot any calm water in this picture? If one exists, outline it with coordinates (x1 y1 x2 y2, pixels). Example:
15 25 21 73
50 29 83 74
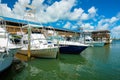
1 40 120 80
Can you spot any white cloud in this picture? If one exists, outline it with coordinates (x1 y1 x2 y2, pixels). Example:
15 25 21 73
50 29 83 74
110 17 118 23
63 22 71 29
98 23 109 30
69 8 84 20
111 25 120 38
32 0 44 5
77 20 83 26
0 0 31 19
68 6 97 21
72 25 78 29
112 25 120 31
88 6 97 14
97 19 108 29
81 23 94 30
81 13 89 20
77 20 95 31
34 0 76 23
18 0 30 5
0 0 98 23
117 12 120 19
13 0 31 19
88 6 97 19
45 0 75 20
32 0 45 11
1 0 97 23
0 4 14 17
97 16 119 30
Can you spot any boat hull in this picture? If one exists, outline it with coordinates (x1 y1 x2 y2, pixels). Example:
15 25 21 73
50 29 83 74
0 48 19 72
59 45 87 54
18 47 59 59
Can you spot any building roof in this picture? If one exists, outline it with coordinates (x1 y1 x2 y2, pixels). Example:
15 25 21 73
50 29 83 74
92 30 110 33
0 16 79 33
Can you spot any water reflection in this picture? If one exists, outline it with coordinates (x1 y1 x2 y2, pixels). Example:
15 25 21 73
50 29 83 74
13 59 60 80
2 54 88 80
60 54 87 64
0 60 25 80
1 40 120 80
81 45 110 63
59 54 89 80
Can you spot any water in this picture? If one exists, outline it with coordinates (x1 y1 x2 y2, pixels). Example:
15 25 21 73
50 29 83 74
1 40 120 80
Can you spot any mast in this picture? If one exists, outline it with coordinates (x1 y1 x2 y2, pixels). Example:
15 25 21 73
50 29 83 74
24 4 36 59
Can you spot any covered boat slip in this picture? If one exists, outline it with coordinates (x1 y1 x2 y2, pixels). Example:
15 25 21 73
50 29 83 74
1 17 105 60
91 30 111 44
79 35 105 47
80 30 111 47
1 17 87 51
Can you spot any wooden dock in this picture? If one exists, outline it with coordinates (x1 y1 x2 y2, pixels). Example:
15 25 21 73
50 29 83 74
15 53 34 61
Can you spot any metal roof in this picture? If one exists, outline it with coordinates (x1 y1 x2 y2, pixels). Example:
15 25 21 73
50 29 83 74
92 30 110 33
0 16 79 33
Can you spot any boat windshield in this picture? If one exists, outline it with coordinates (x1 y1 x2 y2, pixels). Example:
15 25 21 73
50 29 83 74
47 36 65 41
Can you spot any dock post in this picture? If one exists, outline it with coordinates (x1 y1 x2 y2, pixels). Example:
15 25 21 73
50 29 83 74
27 24 31 59
57 41 60 59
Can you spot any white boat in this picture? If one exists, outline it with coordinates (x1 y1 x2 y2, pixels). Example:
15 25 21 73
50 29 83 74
0 27 20 72
102 37 113 44
109 39 112 43
41 27 88 54
54 38 88 54
18 32 59 59
46 35 88 54
80 36 105 47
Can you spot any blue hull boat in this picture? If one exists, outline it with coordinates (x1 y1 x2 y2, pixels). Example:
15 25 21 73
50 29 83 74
0 48 19 72
59 45 87 54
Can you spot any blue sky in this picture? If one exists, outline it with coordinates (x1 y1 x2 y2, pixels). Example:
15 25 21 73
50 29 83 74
0 0 120 38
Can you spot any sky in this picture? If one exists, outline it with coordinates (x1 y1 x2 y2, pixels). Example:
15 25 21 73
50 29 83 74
0 0 120 38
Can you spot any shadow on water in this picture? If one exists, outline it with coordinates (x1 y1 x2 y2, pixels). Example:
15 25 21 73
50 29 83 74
81 44 111 63
0 54 88 80
60 54 87 64
0 59 25 80
10 59 60 80
58 54 89 80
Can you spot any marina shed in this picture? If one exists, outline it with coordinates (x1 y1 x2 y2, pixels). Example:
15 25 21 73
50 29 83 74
91 30 111 44
0 16 79 37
